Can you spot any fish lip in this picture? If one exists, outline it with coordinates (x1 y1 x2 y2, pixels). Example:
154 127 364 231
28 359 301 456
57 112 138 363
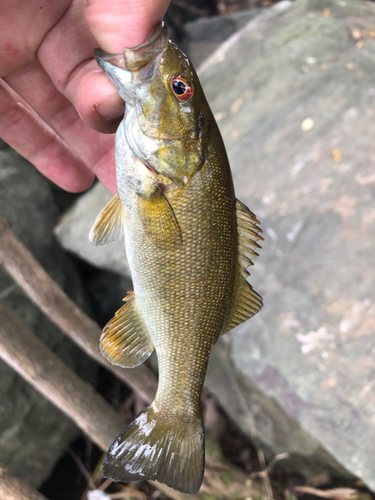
122 22 168 71
126 22 166 52
94 48 125 69
93 22 167 72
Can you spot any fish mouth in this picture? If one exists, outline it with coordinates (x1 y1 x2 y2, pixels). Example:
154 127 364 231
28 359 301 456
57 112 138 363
94 22 169 108
122 23 168 71
94 22 168 73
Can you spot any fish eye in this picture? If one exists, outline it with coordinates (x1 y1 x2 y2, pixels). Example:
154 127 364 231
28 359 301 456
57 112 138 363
170 75 194 101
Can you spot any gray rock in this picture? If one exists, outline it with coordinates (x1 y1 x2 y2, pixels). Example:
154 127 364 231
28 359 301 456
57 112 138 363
184 9 260 67
54 0 375 489
0 144 97 486
202 0 375 489
56 183 129 276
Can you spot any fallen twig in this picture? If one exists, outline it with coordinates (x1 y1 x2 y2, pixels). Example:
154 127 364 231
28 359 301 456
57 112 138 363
295 486 365 500
0 302 124 451
0 463 48 500
0 216 157 404
250 427 275 500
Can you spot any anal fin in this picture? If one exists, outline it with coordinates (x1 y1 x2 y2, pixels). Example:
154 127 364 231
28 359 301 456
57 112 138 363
89 192 124 246
221 199 263 335
100 291 154 368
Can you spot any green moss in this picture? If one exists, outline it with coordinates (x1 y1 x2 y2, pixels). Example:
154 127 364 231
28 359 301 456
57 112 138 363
200 495 218 500
220 472 233 485
205 434 224 461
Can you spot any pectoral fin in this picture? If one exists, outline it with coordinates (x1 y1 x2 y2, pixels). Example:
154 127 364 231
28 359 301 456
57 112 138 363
221 199 263 335
100 291 154 368
139 188 182 248
89 192 124 246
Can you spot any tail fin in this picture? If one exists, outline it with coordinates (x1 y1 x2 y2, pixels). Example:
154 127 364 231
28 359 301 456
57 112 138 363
103 402 205 494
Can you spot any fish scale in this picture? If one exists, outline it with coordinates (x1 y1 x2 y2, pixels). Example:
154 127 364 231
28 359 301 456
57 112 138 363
89 22 263 494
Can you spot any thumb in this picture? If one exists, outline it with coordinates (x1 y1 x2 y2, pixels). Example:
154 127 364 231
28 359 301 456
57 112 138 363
85 0 171 52
78 0 170 131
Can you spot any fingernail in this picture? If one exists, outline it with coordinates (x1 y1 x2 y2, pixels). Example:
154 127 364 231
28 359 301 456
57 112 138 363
94 94 125 120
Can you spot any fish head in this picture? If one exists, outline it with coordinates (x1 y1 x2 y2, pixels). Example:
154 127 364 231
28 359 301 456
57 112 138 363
95 23 209 186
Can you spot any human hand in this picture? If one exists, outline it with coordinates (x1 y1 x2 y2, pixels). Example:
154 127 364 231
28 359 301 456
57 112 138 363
0 0 170 194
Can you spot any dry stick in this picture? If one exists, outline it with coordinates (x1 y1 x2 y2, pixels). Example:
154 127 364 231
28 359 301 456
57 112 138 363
0 216 157 404
0 303 190 500
0 464 48 500
0 302 124 451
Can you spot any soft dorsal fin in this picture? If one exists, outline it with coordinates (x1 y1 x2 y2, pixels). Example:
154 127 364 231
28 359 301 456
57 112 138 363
100 291 154 368
138 187 182 249
89 192 124 246
221 199 263 335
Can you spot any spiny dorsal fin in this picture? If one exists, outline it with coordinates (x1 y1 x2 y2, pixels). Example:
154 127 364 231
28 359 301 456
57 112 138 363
221 199 263 335
138 187 182 249
100 291 154 368
89 192 124 246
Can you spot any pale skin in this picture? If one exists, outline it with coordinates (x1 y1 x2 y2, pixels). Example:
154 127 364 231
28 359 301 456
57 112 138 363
0 0 170 194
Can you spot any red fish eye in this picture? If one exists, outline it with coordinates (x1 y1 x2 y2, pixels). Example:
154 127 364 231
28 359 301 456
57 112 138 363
170 75 194 101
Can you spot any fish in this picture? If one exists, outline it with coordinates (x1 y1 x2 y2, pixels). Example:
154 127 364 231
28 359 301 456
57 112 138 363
89 22 263 495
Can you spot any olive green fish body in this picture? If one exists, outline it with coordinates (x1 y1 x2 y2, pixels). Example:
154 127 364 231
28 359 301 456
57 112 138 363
129 134 236 408
90 24 262 494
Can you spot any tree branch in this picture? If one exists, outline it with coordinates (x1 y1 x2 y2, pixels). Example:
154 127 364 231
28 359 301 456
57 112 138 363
0 464 48 500
0 302 124 451
0 216 156 404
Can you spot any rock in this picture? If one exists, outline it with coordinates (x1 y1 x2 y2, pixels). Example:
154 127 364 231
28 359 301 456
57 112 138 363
54 0 375 489
56 183 129 276
184 9 260 67
201 0 375 490
0 142 97 486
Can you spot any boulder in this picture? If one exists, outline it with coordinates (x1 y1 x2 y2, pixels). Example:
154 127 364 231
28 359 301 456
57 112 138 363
201 0 375 489
184 9 260 67
54 0 375 489
0 141 97 486
56 183 129 276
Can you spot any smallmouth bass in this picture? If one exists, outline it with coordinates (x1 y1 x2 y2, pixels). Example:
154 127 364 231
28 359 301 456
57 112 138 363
90 23 263 495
